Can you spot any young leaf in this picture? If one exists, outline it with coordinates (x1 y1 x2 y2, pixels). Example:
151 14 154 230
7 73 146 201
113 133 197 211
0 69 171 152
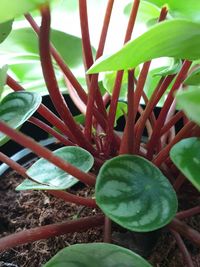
0 20 13 44
43 243 153 267
184 68 200 86
0 91 41 145
153 58 182 77
96 155 178 232
176 88 200 126
16 146 94 190
0 0 50 23
170 137 200 191
88 19 200 73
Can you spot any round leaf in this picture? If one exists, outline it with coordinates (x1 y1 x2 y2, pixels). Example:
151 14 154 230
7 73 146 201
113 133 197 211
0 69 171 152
96 155 178 232
43 243 153 267
176 88 200 126
88 19 200 73
16 146 94 190
0 91 41 145
170 137 200 191
184 67 200 86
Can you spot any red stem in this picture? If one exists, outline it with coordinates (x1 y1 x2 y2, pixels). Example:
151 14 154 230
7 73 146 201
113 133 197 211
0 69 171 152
160 111 184 137
147 60 192 159
169 218 200 246
103 217 112 243
39 5 96 155
171 230 194 267
29 117 74 146
106 0 140 153
0 215 104 251
176 206 200 220
6 75 77 142
153 121 195 166
0 121 95 186
120 69 135 154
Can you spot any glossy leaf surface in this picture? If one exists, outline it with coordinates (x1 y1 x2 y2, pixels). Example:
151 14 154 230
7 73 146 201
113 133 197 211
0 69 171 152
176 88 200 126
0 20 13 43
96 155 178 232
16 146 94 190
88 20 200 73
0 0 49 23
0 91 41 145
43 243 153 267
170 138 200 191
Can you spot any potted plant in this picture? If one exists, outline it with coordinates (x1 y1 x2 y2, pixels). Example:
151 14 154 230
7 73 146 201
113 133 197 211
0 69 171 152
0 0 199 266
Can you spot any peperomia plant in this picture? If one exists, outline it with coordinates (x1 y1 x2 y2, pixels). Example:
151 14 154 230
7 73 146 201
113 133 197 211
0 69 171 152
0 0 199 266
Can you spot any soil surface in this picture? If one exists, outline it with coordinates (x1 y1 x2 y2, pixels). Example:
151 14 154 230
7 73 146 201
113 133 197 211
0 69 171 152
0 163 200 267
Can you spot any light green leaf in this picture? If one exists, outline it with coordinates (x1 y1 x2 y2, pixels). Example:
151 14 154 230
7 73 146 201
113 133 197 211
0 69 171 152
0 65 8 99
176 88 200 126
0 0 50 23
0 20 13 43
96 155 178 232
153 58 182 76
170 137 200 191
88 19 200 73
16 146 94 190
0 91 41 145
43 243 153 267
146 0 200 22
124 1 160 25
184 68 200 86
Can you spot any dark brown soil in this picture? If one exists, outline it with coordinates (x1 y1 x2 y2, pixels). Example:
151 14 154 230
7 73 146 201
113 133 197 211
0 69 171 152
0 165 199 267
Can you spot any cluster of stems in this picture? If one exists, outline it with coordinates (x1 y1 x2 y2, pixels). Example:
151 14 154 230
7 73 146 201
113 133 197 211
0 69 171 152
0 1 199 266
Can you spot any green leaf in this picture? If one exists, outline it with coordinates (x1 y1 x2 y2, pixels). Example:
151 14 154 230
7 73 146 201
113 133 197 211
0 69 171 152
153 58 182 76
43 243 153 267
146 0 200 22
16 146 94 190
0 65 8 99
96 155 178 232
176 88 200 126
0 0 50 23
184 68 200 85
88 19 200 73
0 91 41 145
124 1 160 25
0 27 90 94
0 20 13 43
170 137 200 191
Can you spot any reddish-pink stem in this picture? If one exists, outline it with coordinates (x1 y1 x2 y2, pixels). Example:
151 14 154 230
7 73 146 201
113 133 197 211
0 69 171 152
160 111 184 137
147 60 192 159
0 215 104 251
106 0 140 153
171 230 194 267
176 206 200 220
83 0 114 139
103 217 112 243
39 6 96 155
169 218 200 246
153 121 195 166
29 117 73 146
0 121 95 186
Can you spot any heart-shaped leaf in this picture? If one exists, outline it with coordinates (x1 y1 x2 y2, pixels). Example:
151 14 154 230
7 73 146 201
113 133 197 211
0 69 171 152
0 91 41 145
176 88 200 126
170 137 200 191
96 155 178 232
88 19 200 73
0 20 13 43
0 0 50 23
43 243 153 267
16 146 94 190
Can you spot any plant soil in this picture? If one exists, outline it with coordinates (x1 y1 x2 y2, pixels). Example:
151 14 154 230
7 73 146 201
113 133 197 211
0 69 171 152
0 163 199 267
